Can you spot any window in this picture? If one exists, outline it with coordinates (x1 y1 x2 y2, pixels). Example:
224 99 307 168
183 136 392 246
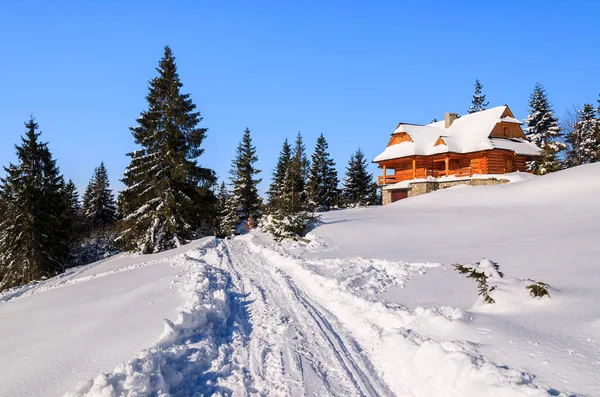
503 127 510 137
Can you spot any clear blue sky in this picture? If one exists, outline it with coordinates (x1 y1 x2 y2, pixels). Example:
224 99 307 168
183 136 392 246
1 1 598 196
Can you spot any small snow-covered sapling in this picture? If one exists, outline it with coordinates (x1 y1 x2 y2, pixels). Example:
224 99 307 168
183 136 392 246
453 259 503 304
526 281 550 298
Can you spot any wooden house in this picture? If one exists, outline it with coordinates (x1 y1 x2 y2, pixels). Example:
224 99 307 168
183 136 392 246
373 106 541 203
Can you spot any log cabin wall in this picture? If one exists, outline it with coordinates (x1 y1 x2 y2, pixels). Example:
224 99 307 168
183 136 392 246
381 150 531 184
485 151 529 173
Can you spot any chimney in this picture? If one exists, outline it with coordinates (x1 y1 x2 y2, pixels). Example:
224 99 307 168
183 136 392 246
444 112 458 128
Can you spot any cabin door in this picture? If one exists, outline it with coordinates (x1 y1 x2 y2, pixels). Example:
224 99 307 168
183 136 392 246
505 157 514 173
391 190 408 202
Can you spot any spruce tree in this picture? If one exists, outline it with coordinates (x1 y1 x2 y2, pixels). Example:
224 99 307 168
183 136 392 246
64 179 83 237
65 180 81 214
468 79 489 114
118 46 216 253
307 134 339 211
215 182 238 237
523 83 565 174
263 138 317 240
82 162 116 231
566 103 600 165
290 132 310 212
0 118 70 291
267 139 292 211
342 149 376 207
229 128 262 227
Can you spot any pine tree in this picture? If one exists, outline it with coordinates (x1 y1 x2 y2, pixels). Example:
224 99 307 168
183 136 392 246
0 118 70 291
468 79 489 114
290 132 310 212
64 179 83 236
263 138 317 240
229 128 262 227
65 180 81 214
118 46 216 253
215 182 238 237
82 162 116 231
566 104 600 165
523 83 565 174
307 134 339 211
267 139 292 211
342 149 376 207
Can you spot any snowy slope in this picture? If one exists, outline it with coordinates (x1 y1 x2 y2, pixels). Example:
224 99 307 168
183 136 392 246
0 239 213 397
294 164 600 396
0 164 598 396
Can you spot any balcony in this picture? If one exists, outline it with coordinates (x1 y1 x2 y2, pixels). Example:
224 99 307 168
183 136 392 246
378 166 477 185
377 175 398 185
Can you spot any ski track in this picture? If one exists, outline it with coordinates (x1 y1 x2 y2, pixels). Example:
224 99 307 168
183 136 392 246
64 237 401 396
216 238 397 397
59 235 556 396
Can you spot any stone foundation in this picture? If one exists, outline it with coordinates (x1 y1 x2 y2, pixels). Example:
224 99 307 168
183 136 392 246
383 177 509 205
382 189 393 206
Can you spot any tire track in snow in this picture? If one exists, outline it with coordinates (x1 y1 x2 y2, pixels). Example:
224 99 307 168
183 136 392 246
215 238 396 397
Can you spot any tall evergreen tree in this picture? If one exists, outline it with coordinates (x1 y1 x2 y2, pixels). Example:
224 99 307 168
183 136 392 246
342 149 376 207
65 179 81 214
229 128 262 226
263 138 317 240
290 132 310 212
565 103 600 166
82 162 116 230
307 134 339 211
0 119 70 291
215 182 238 236
118 46 216 253
468 79 489 114
523 83 565 174
64 179 83 237
267 139 292 210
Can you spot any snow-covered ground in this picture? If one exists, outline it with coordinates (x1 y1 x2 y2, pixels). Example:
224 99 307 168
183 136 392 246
1 164 599 396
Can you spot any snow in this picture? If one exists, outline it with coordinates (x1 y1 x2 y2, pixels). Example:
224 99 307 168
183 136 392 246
373 106 542 162
500 116 523 124
0 240 210 397
490 137 542 156
1 163 599 396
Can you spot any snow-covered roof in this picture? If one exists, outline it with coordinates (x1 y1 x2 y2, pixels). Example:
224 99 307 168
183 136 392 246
373 106 540 162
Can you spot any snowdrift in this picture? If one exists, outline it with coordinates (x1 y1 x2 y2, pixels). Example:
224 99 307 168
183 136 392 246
0 164 598 396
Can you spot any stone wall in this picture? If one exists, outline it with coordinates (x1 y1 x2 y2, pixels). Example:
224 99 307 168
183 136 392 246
383 177 510 205
407 181 439 197
382 188 393 206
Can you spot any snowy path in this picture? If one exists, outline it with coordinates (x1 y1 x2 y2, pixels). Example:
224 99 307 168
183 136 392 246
65 236 557 396
65 238 397 396
215 238 397 397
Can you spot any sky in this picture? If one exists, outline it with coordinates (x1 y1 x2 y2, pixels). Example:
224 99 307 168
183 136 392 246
1 1 599 196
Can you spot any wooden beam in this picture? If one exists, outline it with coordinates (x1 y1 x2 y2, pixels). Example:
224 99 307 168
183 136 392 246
445 157 449 176
382 165 387 185
412 159 416 179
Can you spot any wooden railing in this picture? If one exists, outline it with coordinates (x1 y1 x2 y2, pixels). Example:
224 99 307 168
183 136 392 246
429 166 474 178
377 175 398 185
379 166 484 185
